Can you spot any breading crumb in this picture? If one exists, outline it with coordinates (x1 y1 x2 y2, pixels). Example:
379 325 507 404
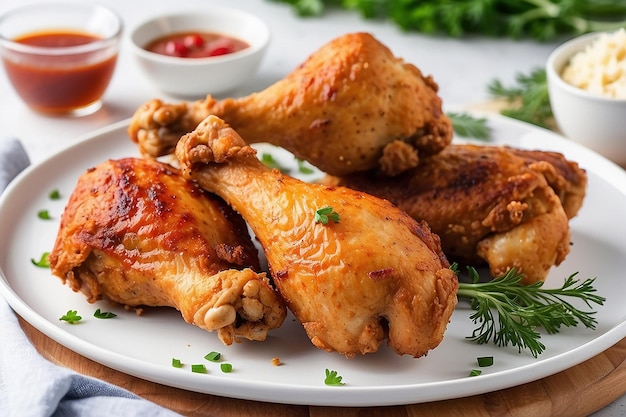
124 304 144 316
271 357 282 366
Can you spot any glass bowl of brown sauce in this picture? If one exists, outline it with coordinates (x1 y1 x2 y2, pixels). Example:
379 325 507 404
0 2 122 116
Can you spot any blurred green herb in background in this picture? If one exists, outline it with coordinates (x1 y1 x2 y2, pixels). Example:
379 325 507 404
448 112 491 140
272 0 626 41
488 67 554 129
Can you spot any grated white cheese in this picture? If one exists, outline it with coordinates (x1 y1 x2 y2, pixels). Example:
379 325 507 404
561 29 626 99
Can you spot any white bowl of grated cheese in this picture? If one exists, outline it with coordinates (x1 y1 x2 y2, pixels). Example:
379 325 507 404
547 29 626 167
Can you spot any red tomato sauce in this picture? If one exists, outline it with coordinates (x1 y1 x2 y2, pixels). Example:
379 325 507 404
144 31 249 58
2 30 118 113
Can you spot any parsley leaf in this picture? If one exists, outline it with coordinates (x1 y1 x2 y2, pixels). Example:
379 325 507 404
59 310 82 324
324 368 345 386
204 351 221 362
315 206 340 224
260 153 290 173
94 308 117 319
297 158 315 174
31 252 50 268
477 356 494 367
191 364 207 373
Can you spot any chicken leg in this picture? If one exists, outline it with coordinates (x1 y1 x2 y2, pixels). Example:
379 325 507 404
324 144 587 284
49 157 286 345
129 32 453 176
175 115 458 358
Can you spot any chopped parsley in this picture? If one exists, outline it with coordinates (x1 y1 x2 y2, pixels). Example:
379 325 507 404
94 308 117 319
59 310 82 324
191 364 207 374
31 252 50 268
220 363 233 373
324 368 345 386
469 369 482 377
48 189 61 200
37 209 51 220
477 356 494 367
260 153 290 173
204 351 221 362
297 158 315 174
315 206 340 224
172 358 183 368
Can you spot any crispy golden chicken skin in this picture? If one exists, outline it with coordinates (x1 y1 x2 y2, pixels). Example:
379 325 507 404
49 157 286 345
175 115 458 358
507 147 587 218
129 32 453 176
324 144 587 284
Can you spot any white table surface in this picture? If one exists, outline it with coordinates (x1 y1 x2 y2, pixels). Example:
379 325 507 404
0 0 623 415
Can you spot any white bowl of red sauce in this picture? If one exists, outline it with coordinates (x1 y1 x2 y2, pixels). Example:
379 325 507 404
0 2 122 116
130 8 270 98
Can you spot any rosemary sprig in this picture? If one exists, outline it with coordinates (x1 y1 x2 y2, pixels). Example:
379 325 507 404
487 67 554 129
447 111 491 141
455 265 606 357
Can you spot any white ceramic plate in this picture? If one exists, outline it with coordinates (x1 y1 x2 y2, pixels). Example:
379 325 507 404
1 114 626 407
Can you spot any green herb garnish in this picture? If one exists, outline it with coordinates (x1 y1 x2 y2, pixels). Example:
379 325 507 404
261 153 290 173
191 364 207 374
272 0 626 41
455 265 605 358
94 308 117 319
447 112 491 141
488 68 553 129
59 310 82 324
49 189 61 200
220 363 233 373
477 356 494 367
37 209 51 220
297 158 315 174
469 369 482 377
172 358 183 368
315 206 340 224
31 252 50 268
324 368 345 386
204 351 221 362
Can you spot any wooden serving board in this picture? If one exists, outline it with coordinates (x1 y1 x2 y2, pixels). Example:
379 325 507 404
19 317 626 417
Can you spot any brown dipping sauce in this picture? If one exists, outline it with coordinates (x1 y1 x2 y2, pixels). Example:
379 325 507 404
2 30 118 114
144 31 249 58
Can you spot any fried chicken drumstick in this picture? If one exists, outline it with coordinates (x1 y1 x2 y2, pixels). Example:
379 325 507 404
175 115 458 358
49 158 286 345
324 144 587 284
129 32 453 176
